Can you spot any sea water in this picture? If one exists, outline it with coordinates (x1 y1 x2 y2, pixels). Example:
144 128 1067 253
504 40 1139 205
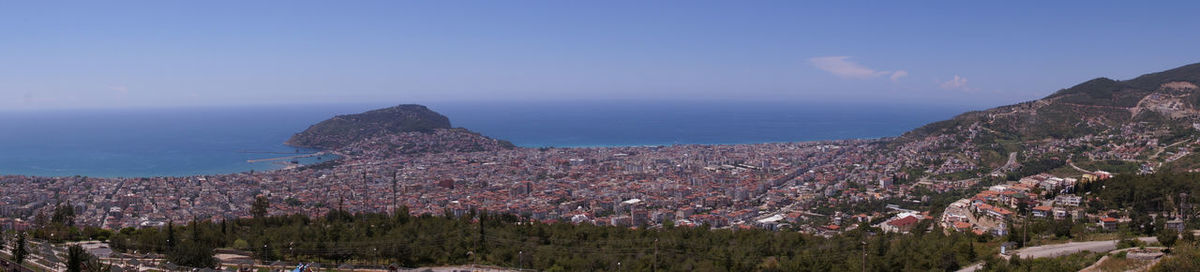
0 101 972 177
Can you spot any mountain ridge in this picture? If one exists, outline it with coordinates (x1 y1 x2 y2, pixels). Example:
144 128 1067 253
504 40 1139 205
285 104 453 149
896 61 1200 176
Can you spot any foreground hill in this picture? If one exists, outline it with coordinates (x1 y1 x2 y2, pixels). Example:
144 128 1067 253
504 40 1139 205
894 62 1200 176
286 104 453 149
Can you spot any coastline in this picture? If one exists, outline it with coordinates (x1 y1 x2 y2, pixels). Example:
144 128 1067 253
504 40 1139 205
0 145 340 178
506 136 896 149
0 137 878 179
0 102 963 178
0 141 811 178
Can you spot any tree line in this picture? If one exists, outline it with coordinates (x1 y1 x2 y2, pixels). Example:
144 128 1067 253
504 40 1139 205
101 205 988 271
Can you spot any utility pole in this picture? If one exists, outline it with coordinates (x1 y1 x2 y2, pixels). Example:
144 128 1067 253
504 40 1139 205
653 238 659 272
1024 207 1030 247
478 214 486 256
861 240 867 272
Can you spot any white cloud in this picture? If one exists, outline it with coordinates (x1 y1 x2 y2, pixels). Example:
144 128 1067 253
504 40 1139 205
939 75 973 91
889 70 908 81
810 56 906 82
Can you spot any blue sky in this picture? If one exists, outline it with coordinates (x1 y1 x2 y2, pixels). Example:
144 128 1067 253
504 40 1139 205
3 1 1200 110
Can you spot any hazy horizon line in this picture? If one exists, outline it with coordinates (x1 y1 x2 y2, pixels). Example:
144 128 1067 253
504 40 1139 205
1 98 998 113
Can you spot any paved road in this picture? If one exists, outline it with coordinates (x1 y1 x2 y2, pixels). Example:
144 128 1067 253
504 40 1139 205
955 262 983 272
991 152 1019 176
1067 159 1092 173
957 237 1164 272
1009 237 1157 259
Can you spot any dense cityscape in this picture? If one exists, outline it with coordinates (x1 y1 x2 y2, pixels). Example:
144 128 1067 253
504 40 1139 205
1 130 908 233
1 103 1181 236
5 2 1200 271
4 89 1200 271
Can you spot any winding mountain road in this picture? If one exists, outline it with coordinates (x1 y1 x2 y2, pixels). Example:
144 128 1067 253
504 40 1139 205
957 237 1160 272
1008 237 1157 259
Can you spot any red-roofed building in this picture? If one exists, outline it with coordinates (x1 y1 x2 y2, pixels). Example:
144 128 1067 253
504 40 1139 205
1032 206 1053 218
986 206 1013 220
974 203 993 213
953 221 973 232
1099 217 1118 231
882 216 920 233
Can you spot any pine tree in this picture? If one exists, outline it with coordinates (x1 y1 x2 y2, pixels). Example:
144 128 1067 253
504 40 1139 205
1158 229 1179 250
168 241 217 269
166 221 177 250
67 244 86 272
252 196 270 219
33 211 48 227
12 232 28 264
83 252 112 272
190 218 200 242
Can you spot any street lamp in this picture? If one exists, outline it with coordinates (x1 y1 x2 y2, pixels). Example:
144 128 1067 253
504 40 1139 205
264 244 271 267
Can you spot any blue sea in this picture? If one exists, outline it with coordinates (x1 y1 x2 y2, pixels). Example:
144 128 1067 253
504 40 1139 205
0 101 972 177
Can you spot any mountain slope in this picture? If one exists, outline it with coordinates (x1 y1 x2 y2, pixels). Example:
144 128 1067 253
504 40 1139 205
910 63 1200 140
895 62 1200 176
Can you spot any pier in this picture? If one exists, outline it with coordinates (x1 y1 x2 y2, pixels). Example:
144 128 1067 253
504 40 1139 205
238 150 309 155
246 152 327 163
